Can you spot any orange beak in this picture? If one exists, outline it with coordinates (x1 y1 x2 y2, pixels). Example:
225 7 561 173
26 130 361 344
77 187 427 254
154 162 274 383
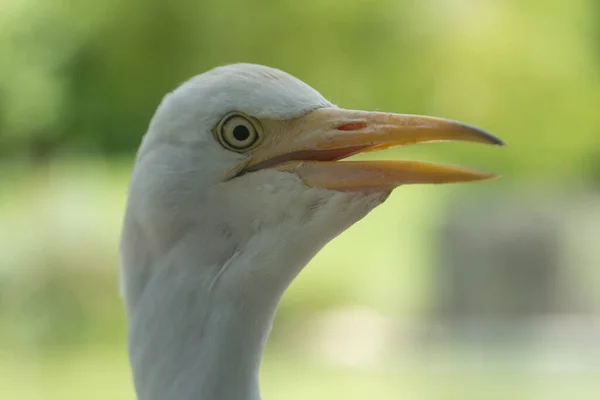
243 108 503 192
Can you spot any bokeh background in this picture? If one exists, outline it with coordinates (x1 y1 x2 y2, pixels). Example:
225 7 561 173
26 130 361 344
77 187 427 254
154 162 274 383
1 0 599 399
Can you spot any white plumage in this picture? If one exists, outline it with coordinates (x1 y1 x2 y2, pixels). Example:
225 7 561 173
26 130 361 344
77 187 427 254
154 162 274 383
120 63 502 400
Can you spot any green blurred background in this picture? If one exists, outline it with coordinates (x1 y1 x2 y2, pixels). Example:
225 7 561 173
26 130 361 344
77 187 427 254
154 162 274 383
1 0 599 399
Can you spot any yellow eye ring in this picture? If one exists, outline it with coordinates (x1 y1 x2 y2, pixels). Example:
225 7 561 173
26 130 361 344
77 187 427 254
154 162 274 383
215 112 262 152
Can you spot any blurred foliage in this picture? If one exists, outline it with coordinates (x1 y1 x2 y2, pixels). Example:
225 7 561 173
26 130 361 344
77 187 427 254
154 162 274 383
0 159 127 350
0 0 599 180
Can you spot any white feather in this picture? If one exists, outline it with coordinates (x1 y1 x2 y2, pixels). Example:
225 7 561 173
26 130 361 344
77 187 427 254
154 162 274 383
120 64 386 400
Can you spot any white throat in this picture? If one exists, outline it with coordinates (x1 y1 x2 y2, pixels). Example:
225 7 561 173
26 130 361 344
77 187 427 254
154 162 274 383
121 177 387 400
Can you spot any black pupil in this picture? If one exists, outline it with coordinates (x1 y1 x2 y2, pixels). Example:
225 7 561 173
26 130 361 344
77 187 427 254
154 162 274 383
232 125 251 142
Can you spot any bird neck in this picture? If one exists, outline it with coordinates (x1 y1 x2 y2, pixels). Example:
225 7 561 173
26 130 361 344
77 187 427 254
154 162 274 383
125 256 278 400
121 181 385 400
120 201 318 400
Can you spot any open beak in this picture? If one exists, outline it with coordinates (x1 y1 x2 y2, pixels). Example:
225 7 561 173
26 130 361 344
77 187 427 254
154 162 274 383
244 107 504 192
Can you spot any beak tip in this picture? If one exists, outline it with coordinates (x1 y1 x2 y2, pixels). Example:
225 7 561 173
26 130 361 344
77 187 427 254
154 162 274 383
490 137 506 147
467 125 504 146
482 172 503 181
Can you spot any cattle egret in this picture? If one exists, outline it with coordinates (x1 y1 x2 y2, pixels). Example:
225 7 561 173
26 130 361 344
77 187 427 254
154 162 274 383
120 63 503 400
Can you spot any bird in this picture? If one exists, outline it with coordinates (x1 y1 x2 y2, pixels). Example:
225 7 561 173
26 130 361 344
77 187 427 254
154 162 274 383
120 63 503 400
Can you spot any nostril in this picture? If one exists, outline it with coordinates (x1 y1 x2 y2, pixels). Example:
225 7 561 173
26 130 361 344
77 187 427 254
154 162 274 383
336 121 367 131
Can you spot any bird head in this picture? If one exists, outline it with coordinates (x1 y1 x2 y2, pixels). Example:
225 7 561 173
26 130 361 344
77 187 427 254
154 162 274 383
122 63 502 306
127 63 501 244
125 62 504 302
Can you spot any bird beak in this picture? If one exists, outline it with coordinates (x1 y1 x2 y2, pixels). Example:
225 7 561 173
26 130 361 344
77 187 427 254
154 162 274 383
244 107 504 192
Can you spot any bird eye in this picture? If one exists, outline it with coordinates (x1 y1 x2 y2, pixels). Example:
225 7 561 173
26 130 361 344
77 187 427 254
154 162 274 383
216 113 261 152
